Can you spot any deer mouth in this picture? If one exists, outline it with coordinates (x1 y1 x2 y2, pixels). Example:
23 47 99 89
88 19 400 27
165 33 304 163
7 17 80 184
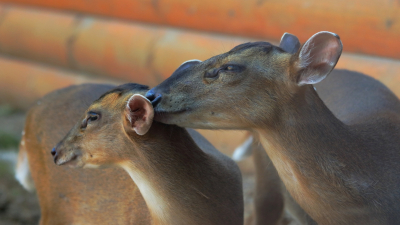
56 152 83 168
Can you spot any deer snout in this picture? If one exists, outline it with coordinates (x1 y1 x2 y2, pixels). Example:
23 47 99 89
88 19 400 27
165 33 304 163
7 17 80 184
145 90 162 108
51 142 82 167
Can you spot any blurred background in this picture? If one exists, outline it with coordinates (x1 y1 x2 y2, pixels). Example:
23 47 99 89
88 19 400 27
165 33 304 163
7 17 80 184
0 0 399 224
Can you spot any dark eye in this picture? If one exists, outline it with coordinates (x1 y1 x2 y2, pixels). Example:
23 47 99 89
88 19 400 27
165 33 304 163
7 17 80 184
87 114 99 122
81 112 100 129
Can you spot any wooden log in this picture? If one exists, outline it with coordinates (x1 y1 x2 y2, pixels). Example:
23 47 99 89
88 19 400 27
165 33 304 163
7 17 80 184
1 0 399 59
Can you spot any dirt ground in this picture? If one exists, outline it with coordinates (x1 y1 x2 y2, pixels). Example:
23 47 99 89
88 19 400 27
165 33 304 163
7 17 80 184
0 104 257 224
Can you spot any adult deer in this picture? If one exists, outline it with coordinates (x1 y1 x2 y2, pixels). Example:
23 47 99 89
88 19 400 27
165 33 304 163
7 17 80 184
146 32 400 225
17 83 243 224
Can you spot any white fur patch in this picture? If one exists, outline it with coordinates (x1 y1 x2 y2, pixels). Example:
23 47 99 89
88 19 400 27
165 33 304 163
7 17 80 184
120 163 168 223
15 149 35 192
83 163 100 169
232 136 254 161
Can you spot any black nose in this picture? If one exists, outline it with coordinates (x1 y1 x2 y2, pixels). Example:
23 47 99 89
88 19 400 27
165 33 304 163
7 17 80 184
51 147 59 164
145 90 162 108
51 147 57 156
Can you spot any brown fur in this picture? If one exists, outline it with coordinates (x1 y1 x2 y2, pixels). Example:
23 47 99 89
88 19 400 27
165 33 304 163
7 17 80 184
22 84 150 224
51 84 243 225
250 138 285 225
148 37 400 225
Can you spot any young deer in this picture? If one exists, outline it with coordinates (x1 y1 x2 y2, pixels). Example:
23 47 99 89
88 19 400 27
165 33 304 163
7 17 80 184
146 32 400 224
17 84 150 225
50 84 243 225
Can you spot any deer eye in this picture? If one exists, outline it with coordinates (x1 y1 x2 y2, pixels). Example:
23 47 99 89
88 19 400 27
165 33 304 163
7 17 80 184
87 113 99 122
81 112 100 130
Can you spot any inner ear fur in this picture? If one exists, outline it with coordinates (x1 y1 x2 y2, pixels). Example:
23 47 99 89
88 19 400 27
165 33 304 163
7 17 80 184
126 94 154 135
294 31 343 86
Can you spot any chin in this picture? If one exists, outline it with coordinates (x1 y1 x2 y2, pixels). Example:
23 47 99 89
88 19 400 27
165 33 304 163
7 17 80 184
68 163 84 169
57 155 85 168
83 163 101 169
62 160 84 169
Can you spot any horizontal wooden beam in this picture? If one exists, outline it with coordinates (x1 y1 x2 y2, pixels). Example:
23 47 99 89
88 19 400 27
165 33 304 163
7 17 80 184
0 6 246 86
1 5 400 98
0 56 118 109
1 0 399 59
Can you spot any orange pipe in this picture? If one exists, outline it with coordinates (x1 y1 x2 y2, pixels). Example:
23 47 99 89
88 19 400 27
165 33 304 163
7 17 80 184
1 5 400 96
1 0 399 59
1 5 400 95
0 7 75 67
0 56 118 109
0 6 246 86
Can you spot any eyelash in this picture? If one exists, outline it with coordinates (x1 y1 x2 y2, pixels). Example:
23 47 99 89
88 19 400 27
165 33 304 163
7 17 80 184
81 112 100 129
88 114 99 122
225 65 233 70
221 64 243 72
222 65 234 71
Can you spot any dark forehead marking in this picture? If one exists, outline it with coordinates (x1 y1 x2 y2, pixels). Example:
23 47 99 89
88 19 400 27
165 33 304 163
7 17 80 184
95 83 149 103
229 42 273 54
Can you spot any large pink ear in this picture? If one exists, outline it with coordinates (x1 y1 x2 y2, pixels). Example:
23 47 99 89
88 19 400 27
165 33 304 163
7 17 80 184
126 94 154 135
296 31 342 85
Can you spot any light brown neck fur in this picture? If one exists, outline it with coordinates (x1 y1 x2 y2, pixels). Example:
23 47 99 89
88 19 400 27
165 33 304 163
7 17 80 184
117 123 243 225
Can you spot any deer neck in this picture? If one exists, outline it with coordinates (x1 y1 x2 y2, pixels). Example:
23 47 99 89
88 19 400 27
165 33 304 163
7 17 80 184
119 125 221 225
120 162 170 224
255 86 365 224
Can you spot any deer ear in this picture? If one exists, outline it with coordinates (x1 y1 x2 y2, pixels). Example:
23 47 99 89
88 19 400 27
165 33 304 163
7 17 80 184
296 31 342 86
126 94 154 135
279 33 300 54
